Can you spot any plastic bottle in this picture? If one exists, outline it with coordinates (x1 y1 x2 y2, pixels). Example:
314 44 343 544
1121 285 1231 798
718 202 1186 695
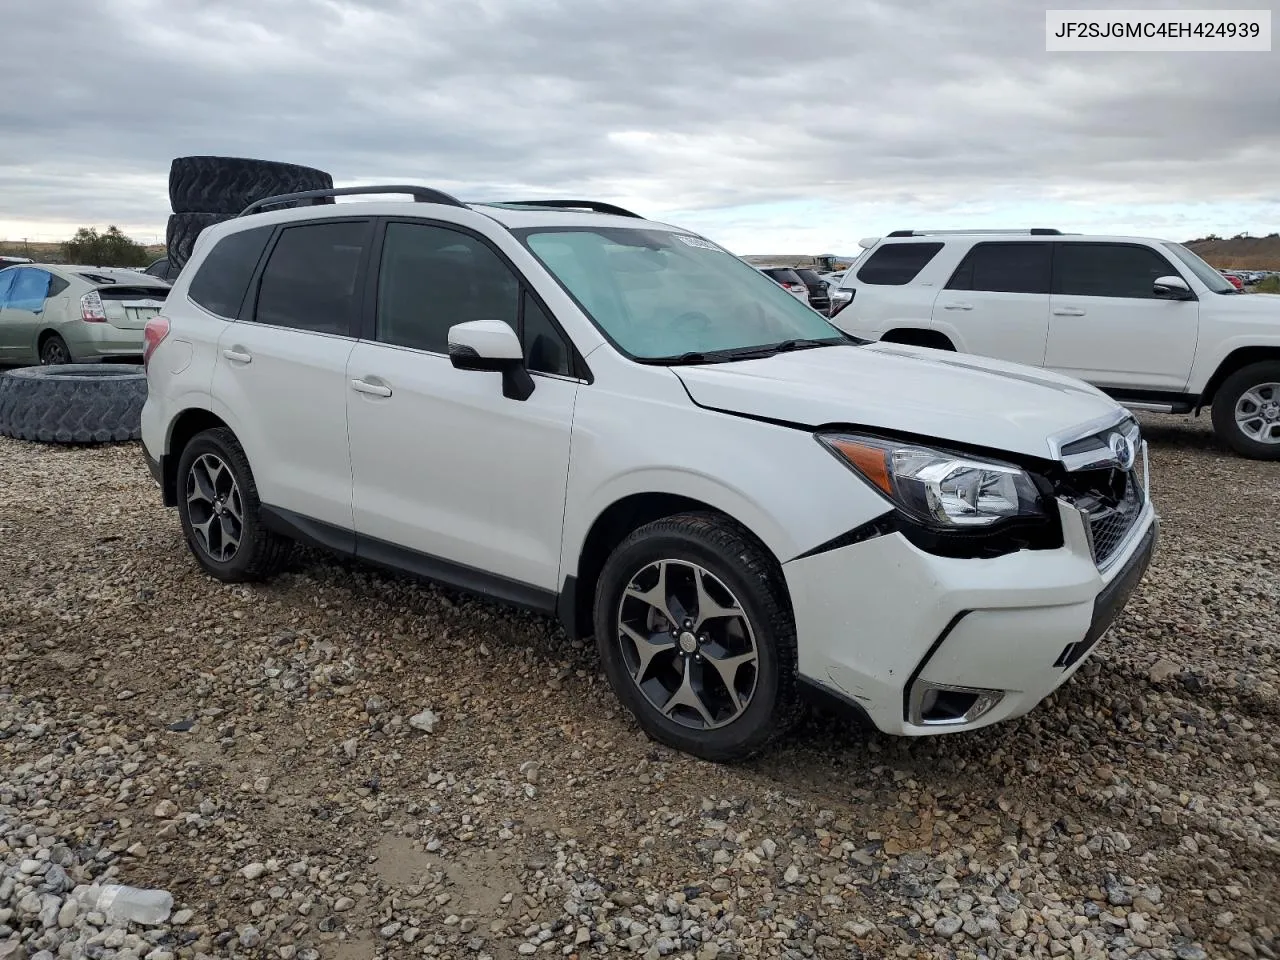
73 883 173 925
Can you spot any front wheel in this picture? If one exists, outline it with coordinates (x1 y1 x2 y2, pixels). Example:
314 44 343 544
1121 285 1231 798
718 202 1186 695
1211 361 1280 460
175 427 293 581
592 513 799 762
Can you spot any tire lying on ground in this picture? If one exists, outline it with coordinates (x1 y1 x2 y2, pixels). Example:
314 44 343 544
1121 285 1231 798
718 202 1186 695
166 212 231 271
169 155 333 216
0 365 147 444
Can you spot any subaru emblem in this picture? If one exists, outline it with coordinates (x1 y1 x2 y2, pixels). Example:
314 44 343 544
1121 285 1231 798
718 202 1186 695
1109 433 1135 470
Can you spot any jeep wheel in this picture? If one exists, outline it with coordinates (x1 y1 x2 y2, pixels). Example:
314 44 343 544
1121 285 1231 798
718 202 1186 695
593 513 799 762
176 427 293 581
1211 361 1280 460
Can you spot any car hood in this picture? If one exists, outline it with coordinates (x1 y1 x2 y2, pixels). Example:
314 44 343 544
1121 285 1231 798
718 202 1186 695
672 342 1124 461
1216 291 1280 318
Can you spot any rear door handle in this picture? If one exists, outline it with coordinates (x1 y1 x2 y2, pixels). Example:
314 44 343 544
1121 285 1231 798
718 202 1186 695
350 379 392 398
1052 307 1086 317
222 349 252 363
942 302 973 311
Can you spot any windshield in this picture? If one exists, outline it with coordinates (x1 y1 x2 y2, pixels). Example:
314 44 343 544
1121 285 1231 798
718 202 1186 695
1163 242 1237 295
517 227 847 361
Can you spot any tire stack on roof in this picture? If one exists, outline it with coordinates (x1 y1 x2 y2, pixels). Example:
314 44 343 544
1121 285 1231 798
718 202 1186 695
165 156 334 270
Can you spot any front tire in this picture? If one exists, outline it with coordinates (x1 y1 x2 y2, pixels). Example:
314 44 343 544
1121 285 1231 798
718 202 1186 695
593 513 799 762
176 428 292 581
1211 361 1280 460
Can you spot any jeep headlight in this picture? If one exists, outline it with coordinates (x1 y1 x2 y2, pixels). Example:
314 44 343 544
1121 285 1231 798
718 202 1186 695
818 433 1046 528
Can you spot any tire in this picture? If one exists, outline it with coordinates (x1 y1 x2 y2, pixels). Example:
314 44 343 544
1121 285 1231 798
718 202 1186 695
168 156 333 216
175 427 293 582
39 333 72 366
1211 361 1280 460
592 512 799 762
0 364 146 444
166 213 231 271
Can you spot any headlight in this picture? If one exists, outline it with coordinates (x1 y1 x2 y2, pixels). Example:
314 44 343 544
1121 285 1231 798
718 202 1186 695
818 433 1046 528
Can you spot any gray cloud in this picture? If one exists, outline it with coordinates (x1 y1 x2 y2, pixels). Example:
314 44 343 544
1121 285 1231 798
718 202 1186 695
2 0 1276 238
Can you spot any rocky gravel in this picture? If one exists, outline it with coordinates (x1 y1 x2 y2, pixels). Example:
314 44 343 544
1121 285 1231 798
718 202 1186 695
0 411 1276 960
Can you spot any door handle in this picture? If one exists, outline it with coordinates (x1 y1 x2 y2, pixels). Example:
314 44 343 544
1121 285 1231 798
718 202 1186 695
942 302 973 311
222 349 252 363
350 379 392 398
1052 307 1086 317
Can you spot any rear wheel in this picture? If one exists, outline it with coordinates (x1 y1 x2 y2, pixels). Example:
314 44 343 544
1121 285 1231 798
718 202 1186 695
593 513 799 762
176 428 292 581
39 334 70 365
1211 361 1280 460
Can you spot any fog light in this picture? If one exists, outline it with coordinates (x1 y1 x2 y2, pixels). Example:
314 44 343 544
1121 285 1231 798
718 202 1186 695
908 680 1005 727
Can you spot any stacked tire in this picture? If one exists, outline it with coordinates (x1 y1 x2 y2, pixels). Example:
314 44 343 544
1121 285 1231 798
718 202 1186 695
165 156 334 271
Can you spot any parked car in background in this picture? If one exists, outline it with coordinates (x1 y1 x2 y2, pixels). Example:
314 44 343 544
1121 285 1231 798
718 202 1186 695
142 186 1157 762
792 267 832 314
0 256 35 269
753 265 812 305
144 257 178 282
1222 271 1245 290
0 263 170 365
830 228 1280 459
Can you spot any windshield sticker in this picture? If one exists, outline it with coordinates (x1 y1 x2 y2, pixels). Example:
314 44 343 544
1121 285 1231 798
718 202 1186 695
673 235 722 251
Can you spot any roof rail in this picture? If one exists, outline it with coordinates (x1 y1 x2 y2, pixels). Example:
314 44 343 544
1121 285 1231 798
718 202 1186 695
886 228 1062 238
498 199 644 219
238 184 468 217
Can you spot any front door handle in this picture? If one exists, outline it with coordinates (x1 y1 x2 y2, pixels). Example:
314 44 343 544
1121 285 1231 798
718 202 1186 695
350 379 392 398
1052 307 1086 317
222 349 252 363
942 302 973 311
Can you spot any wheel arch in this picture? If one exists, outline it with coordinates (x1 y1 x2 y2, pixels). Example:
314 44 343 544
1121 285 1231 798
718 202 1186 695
162 408 233 506
1197 346 1280 411
559 492 786 643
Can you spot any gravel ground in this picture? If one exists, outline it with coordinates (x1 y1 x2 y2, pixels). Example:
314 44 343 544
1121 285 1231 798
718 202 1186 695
0 412 1276 960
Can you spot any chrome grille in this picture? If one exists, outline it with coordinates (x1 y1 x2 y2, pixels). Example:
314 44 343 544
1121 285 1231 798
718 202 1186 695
1085 475 1144 567
1050 416 1148 570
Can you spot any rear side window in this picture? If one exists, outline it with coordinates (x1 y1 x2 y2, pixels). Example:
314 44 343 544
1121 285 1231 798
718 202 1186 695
254 221 372 335
856 242 943 285
1054 243 1180 299
47 275 70 297
8 269 51 310
188 226 273 318
946 242 1051 294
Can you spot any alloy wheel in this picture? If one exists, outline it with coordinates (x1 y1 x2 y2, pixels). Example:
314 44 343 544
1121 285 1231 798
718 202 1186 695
40 340 68 365
616 559 759 731
1235 382 1280 444
186 453 244 561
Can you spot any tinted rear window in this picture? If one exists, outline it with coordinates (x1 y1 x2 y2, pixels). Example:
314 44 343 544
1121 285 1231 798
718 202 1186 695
188 226 274 318
793 269 822 284
763 268 802 283
96 286 170 301
253 220 371 335
855 242 943 285
945 242 1051 294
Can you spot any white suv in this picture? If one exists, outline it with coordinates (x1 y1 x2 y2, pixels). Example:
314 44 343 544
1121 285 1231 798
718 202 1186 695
828 229 1280 459
141 189 1158 761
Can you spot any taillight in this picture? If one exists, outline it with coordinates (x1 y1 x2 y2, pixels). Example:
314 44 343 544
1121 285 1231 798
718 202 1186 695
81 290 107 322
143 315 171 371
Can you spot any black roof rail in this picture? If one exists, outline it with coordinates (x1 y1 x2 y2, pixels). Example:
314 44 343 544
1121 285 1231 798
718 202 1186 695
238 184 468 217
498 199 644 219
886 228 1062 238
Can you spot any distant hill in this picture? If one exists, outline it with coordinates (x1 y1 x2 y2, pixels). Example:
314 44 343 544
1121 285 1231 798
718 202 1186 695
1185 234 1280 271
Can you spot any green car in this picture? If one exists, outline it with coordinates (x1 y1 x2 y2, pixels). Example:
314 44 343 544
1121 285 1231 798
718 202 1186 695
0 264 170 365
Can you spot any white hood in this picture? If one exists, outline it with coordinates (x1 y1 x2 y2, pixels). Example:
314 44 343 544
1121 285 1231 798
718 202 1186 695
672 342 1124 460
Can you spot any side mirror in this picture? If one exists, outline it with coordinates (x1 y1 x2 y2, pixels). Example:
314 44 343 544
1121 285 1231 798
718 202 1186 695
1153 275 1193 300
447 320 534 401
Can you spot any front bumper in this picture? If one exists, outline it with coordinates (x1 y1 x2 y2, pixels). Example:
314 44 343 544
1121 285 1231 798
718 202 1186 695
784 498 1158 736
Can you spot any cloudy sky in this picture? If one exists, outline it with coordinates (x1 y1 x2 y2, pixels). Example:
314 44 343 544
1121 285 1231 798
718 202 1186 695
2 0 1276 253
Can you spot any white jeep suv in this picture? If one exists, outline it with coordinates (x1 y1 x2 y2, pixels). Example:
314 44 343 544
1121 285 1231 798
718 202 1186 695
141 189 1158 761
828 229 1280 460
